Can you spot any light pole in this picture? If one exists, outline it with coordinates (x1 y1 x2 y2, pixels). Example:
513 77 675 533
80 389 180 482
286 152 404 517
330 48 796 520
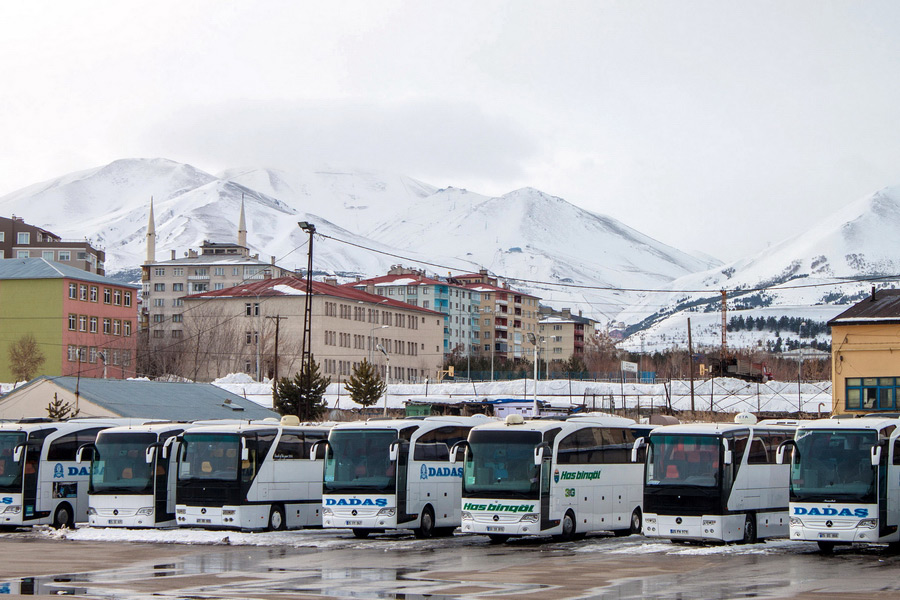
369 324 389 363
297 221 316 382
798 321 806 413
527 332 539 417
378 344 390 416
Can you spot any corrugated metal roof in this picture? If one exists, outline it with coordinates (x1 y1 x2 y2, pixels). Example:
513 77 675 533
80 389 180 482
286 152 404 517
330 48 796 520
12 377 278 421
0 258 138 288
828 289 900 325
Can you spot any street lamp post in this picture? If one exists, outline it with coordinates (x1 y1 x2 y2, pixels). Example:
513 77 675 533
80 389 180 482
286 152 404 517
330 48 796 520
378 344 390 416
369 324 389 363
527 332 539 417
798 321 806 413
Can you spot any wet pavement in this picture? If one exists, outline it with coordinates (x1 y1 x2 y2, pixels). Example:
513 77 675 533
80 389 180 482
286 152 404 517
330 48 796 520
2 528 900 599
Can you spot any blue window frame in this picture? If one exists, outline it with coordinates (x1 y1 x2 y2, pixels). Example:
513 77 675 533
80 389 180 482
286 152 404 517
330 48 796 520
845 378 897 411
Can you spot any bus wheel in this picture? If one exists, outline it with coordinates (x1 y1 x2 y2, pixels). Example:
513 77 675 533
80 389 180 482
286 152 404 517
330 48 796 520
488 534 510 544
741 514 757 544
352 529 371 539
415 506 435 539
817 541 835 554
629 508 643 535
555 511 576 542
268 505 285 531
53 503 74 530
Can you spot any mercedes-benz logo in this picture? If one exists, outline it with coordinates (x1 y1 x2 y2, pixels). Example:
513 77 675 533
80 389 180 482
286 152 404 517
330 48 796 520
676 517 683 525
113 509 118 516
201 508 207 515
493 515 500 522
826 520 833 528
351 509 358 516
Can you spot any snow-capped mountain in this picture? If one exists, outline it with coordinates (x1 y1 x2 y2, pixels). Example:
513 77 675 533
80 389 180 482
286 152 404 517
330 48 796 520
0 158 716 323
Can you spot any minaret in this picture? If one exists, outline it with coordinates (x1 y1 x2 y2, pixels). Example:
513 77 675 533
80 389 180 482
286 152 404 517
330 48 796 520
237 195 248 249
146 197 156 264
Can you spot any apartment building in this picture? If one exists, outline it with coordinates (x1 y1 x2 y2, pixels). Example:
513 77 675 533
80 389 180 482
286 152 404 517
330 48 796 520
0 215 105 274
347 266 482 358
454 270 541 362
538 307 597 364
0 258 138 381
140 200 293 340
182 276 445 383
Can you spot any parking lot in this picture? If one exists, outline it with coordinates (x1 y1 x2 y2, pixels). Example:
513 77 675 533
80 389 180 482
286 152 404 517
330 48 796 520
2 526 900 599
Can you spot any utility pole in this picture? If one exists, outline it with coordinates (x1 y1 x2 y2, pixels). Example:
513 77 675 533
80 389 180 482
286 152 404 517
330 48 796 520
687 318 695 413
298 222 316 383
266 315 288 382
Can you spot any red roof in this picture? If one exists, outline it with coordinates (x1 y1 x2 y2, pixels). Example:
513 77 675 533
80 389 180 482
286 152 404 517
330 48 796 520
183 276 442 315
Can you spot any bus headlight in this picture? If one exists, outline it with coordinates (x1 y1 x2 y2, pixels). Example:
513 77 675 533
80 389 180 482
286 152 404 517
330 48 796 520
176 508 186 514
137 507 154 516
2 505 21 514
461 511 473 521
377 508 395 517
790 517 803 527
87 507 97 516
520 513 539 523
644 517 656 525
323 507 333 516
857 518 878 530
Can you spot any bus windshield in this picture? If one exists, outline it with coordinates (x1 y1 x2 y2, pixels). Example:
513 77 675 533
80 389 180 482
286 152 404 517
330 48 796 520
0 432 26 494
178 433 241 482
463 429 541 499
325 429 397 494
647 435 720 488
790 429 877 503
91 432 157 494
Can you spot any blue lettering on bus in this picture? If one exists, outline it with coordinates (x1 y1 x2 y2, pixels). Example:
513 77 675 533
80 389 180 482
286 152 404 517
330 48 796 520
420 466 462 480
0 497 12 505
325 498 389 507
66 466 90 477
793 507 869 518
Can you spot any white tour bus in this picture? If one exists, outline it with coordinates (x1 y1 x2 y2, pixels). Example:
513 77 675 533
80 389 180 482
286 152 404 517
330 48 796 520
778 417 900 552
175 417 330 531
78 422 189 528
452 414 648 543
0 418 150 528
637 418 796 543
316 415 491 538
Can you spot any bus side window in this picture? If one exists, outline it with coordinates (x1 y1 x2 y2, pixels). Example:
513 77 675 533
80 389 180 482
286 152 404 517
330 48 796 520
893 439 900 466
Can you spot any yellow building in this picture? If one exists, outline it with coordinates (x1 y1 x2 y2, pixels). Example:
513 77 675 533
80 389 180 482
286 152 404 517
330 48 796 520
829 289 900 416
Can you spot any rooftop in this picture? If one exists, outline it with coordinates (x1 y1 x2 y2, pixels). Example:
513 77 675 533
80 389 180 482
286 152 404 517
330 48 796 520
0 258 137 288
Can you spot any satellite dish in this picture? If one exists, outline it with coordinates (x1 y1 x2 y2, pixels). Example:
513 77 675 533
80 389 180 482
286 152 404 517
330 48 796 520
734 412 758 425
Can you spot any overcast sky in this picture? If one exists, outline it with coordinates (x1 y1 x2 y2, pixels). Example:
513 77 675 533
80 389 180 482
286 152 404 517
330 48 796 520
3 1 900 261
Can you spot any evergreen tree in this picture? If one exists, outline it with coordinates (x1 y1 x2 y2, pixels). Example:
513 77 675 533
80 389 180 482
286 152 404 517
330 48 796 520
345 359 387 408
46 393 79 420
272 356 330 421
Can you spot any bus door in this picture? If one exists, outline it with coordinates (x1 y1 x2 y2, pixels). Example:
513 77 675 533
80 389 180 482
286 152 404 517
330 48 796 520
22 443 41 520
539 448 553 531
395 440 413 524
879 438 892 538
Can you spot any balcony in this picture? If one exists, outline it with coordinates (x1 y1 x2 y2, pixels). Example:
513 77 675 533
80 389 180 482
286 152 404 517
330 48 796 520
187 274 210 281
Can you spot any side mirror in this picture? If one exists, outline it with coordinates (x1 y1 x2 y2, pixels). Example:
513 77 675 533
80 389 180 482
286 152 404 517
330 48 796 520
12 444 23 463
388 441 399 462
76 443 95 464
722 439 733 466
310 440 329 460
240 437 249 462
533 442 550 466
162 436 178 460
631 438 647 463
872 444 882 466
776 440 797 465
146 443 162 464
449 441 468 465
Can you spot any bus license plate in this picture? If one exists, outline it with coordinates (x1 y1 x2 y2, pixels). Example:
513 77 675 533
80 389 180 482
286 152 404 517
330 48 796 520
108 519 123 525
819 532 838 539
197 518 212 524
486 526 505 532
346 520 362 526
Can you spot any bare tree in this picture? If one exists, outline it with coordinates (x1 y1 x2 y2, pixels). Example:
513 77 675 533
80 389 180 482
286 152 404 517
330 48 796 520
8 333 45 382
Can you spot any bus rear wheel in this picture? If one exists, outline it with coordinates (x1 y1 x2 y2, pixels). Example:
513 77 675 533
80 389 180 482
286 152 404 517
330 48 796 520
414 506 435 539
53 503 74 530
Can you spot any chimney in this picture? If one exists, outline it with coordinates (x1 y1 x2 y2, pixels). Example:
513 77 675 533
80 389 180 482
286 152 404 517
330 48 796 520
271 255 276 265
872 286 877 302
325 277 338 286
170 249 176 260
562 308 572 319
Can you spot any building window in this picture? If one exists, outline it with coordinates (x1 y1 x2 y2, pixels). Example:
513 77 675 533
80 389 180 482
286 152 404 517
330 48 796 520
246 303 260 316
173 267 184 276
89 286 98 302
0 232 4 242
172 314 182 323
42 250 54 261
153 283 165 292
172 283 184 292
152 330 164 339
67 345 77 362
114 290 122 305
171 329 182 338
103 318 111 334
16 250 29 258
68 314 76 331
78 315 87 332
233 267 240 276
153 299 165 307
17 232 29 244
124 291 132 307
123 321 131 337
214 283 224 290
103 288 111 304
153 314 164 323
69 283 77 299
89 347 98 363
113 320 121 335
191 283 208 293
215 267 225 276
173 298 183 307
846 378 898 411
154 267 165 276
89 317 98 333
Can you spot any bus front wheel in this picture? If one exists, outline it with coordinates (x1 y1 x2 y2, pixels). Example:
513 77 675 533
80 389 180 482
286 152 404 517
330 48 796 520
741 514 757 544
53 503 74 530
352 529 371 539
415 506 435 539
555 511 576 542
488 534 510 544
817 541 835 554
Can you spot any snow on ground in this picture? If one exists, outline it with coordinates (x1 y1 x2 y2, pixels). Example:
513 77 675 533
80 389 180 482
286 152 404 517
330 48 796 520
212 374 833 415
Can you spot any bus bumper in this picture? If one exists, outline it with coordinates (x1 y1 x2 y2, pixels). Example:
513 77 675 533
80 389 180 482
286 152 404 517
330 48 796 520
461 511 542 536
89 508 156 528
643 513 735 542
176 504 268 530
322 506 398 529
790 518 880 544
